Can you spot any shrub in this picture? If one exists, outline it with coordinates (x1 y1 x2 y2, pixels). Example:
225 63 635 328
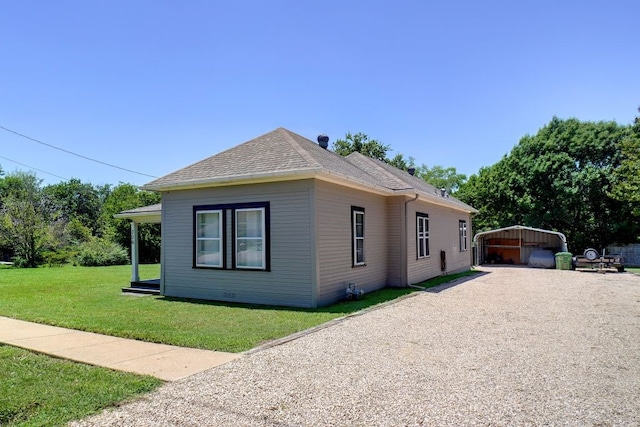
76 239 129 267
42 250 69 267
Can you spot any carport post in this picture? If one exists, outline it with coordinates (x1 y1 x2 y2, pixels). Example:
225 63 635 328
130 222 139 282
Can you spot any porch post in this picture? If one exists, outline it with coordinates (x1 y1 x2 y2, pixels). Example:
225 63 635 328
131 221 139 282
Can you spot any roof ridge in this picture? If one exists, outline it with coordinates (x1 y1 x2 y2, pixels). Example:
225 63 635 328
278 128 322 168
347 153 413 190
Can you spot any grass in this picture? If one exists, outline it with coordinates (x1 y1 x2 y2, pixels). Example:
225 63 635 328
0 264 478 352
0 344 161 427
626 267 640 274
413 269 478 289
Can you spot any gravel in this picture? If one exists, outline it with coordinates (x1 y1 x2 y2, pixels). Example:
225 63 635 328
71 267 640 426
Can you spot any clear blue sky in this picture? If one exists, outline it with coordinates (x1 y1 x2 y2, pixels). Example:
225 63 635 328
1 0 638 187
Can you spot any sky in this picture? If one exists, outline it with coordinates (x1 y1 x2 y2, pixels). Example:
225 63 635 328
1 0 638 187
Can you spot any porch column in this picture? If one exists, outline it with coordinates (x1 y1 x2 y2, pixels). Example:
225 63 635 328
131 221 139 282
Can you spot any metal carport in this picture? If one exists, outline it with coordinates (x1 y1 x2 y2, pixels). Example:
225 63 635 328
473 225 568 266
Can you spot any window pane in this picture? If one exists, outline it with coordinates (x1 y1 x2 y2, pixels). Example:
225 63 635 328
237 238 263 268
197 240 220 266
198 212 220 238
355 239 364 263
237 210 263 238
355 212 364 237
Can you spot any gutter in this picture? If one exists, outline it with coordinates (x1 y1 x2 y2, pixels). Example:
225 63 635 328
403 194 420 286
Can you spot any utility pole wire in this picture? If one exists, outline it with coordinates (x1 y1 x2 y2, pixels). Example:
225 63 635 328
0 125 159 179
0 154 69 180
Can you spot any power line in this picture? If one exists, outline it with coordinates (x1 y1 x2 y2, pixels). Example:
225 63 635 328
0 154 69 180
0 125 159 179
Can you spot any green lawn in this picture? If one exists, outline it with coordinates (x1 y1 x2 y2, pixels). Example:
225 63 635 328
626 267 640 274
0 344 161 427
0 264 478 352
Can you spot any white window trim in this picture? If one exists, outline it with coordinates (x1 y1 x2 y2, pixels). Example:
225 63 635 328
195 209 223 268
235 207 266 270
417 214 430 259
353 209 365 266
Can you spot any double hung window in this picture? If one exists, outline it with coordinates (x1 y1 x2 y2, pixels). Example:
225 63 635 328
459 220 468 252
235 208 266 269
194 202 269 270
352 207 365 266
417 213 429 258
195 210 223 267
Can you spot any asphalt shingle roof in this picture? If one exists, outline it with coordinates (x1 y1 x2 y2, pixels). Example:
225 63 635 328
143 127 476 213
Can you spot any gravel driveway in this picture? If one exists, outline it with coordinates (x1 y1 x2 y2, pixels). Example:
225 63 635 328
72 267 640 426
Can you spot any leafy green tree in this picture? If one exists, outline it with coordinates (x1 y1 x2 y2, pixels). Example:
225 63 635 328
610 111 640 216
332 132 390 161
416 164 467 193
387 153 411 171
100 183 161 263
457 116 640 252
0 172 47 267
42 178 103 234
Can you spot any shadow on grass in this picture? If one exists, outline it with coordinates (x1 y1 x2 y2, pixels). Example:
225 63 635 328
421 270 488 293
156 286 420 315
154 270 484 314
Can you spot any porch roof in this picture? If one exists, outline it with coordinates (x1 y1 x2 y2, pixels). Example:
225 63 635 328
114 203 161 223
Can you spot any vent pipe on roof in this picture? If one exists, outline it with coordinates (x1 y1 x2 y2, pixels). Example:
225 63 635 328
317 134 329 149
440 188 447 197
407 167 416 176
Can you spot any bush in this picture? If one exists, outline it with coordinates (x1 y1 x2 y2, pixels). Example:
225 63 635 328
42 250 69 267
76 239 129 267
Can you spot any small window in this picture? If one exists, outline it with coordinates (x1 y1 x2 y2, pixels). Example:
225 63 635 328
352 207 365 266
195 210 223 267
236 207 266 269
459 220 468 252
417 213 429 258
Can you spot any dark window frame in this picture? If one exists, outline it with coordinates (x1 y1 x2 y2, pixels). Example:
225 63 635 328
459 220 468 252
193 202 270 271
416 212 430 259
351 206 366 267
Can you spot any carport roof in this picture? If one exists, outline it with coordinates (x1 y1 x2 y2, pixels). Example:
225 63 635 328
473 225 568 250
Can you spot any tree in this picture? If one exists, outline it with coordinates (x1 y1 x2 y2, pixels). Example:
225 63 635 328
610 110 640 216
0 172 47 267
42 178 103 234
457 116 640 251
415 164 467 193
100 183 161 263
332 132 390 161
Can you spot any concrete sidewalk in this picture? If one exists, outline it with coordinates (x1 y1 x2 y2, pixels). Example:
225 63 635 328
0 316 240 381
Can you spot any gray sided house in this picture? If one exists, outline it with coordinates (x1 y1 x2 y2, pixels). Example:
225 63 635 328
130 128 477 308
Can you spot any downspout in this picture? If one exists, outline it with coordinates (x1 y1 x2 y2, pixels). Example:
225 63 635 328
404 194 419 287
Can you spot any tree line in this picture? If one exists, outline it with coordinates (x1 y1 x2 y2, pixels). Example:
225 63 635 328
2 113 638 267
0 173 160 267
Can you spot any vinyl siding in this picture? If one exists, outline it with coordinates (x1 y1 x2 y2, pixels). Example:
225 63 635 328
407 201 473 284
315 181 388 306
161 180 315 307
386 196 405 286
